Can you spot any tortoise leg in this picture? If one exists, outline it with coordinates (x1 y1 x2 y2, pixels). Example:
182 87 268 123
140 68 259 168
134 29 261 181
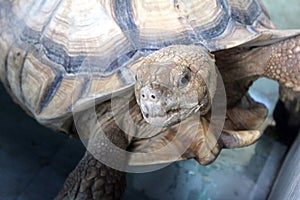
224 93 268 130
263 35 300 91
182 83 266 163
190 115 262 164
259 35 300 145
219 93 266 148
214 35 300 147
56 101 130 200
55 152 126 200
55 134 128 200
215 35 300 105
220 129 262 149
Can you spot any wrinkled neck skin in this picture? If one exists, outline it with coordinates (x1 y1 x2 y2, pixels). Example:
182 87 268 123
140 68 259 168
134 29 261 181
134 45 217 127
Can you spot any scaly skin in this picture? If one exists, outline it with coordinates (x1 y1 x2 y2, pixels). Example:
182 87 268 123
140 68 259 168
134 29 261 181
55 152 126 200
56 99 129 200
265 37 300 143
264 36 300 90
215 35 300 107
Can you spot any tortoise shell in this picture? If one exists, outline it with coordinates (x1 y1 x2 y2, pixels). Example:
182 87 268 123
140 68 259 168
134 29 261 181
0 0 299 131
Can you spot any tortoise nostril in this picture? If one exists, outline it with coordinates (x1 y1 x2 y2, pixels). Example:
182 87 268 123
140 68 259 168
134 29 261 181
145 113 149 118
140 87 161 102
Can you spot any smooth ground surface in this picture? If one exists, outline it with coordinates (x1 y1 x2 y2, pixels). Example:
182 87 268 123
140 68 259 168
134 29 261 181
0 0 299 199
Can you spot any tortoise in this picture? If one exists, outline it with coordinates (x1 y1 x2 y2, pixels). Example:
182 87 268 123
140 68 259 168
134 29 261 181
0 0 300 199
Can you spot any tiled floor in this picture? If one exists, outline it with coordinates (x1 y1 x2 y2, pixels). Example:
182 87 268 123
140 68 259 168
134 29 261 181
0 0 299 200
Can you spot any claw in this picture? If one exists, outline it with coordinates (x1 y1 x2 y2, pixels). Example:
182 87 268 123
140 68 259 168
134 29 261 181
220 129 262 149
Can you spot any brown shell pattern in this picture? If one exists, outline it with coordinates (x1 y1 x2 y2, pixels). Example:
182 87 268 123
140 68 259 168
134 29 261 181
0 0 278 129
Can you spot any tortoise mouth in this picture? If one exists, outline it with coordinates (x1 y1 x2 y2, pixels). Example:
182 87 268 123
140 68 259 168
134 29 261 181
142 107 195 127
142 112 179 127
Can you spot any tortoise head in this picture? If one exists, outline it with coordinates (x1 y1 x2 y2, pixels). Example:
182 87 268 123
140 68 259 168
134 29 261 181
135 45 217 127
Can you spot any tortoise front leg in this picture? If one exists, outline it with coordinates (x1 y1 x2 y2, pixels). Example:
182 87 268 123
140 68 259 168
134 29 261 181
56 101 130 200
215 35 300 106
254 35 300 144
263 35 300 90
219 93 266 148
55 152 126 200
262 36 300 143
188 94 264 163
187 116 262 165
128 93 265 166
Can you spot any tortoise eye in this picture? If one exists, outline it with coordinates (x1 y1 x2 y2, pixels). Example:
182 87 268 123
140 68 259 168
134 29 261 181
178 70 191 88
